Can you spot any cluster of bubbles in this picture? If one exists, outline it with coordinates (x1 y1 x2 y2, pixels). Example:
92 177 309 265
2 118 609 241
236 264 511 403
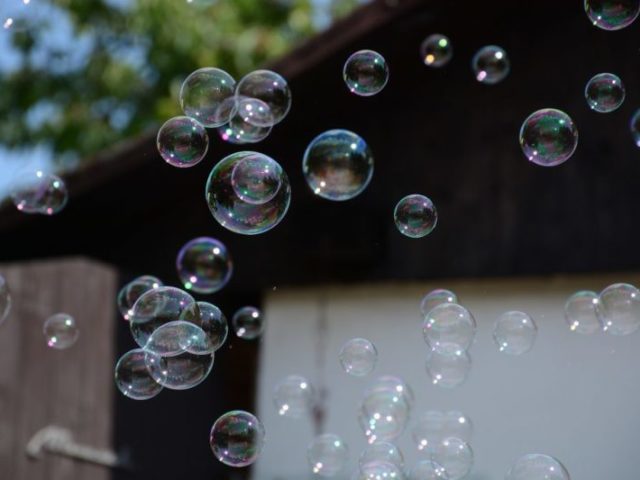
10 171 68 216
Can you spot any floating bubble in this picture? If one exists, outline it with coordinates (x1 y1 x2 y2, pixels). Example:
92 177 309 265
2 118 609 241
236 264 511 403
599 283 640 335
210 410 265 467
219 96 273 144
176 237 232 294
179 67 236 127
413 411 446 454
430 438 473 480
144 320 212 357
156 116 208 168
343 50 389 97
472 45 510 85
231 151 283 204
584 0 640 30
372 376 415 406
420 34 452 68
339 338 378 377
585 73 625 113
505 454 570 480
307 433 349 477
198 301 228 351
426 344 471 389
234 96 274 128
357 461 405 480
114 348 164 400
303 129 374 201
358 377 411 444
232 306 264 340
409 460 449 480
420 289 458 318
443 411 473 443
564 291 602 334
236 70 292 124
422 303 476 351
359 442 404 470
394 194 438 238
630 109 640 147
493 311 537 355
43 313 79 349
205 151 291 235
11 171 68 215
519 109 578 167
0 274 11 326
146 349 214 390
273 374 315 419
117 275 163 321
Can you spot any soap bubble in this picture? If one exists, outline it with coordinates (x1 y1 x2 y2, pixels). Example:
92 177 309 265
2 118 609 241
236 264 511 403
117 275 163 321
198 302 228 351
372 376 415 406
584 0 640 30
472 45 510 85
43 313 79 349
307 433 349 477
144 320 212 357
179 67 236 127
210 410 265 467
422 303 476 351
420 34 452 68
339 338 378 377
599 283 640 335
343 49 389 97
176 237 233 294
146 349 214 390
156 116 208 168
505 454 570 480
426 344 471 389
232 306 264 339
420 289 458 317
205 151 291 235
114 348 164 400
273 374 315 418
303 129 374 201
394 194 438 238
519 109 578 167
564 290 602 334
231 151 283 204
219 96 273 144
232 96 274 128
359 442 404 470
0 274 11 326
585 73 625 113
236 70 291 124
409 460 449 480
493 311 537 355
430 438 473 480
358 377 411 444
443 411 473 443
11 171 68 215
413 411 446 453
357 461 405 480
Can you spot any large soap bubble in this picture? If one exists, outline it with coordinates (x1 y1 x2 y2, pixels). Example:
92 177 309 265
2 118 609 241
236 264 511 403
584 0 640 30
210 410 265 467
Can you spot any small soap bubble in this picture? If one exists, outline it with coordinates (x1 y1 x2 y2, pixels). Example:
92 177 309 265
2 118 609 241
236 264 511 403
180 67 236 127
420 289 458 318
358 377 411 444
339 338 378 377
146 349 214 390
273 374 315 419
493 311 537 355
505 454 570 480
307 433 349 477
11 171 68 215
519 108 578 167
394 194 438 238
236 70 292 124
231 152 283 204
426 344 471 389
422 303 476 352
303 129 374 201
357 461 405 480
198 302 228 351
114 348 164 400
420 34 452 68
156 116 208 168
584 0 640 30
430 438 473 480
599 283 640 335
630 109 640 147
343 49 389 97
43 313 79 349
564 290 602 334
117 275 163 321
144 320 212 357
409 460 449 480
359 442 404 470
585 73 625 113
472 46 510 85
176 237 232 294
232 306 264 340
0 274 11 326
210 410 265 467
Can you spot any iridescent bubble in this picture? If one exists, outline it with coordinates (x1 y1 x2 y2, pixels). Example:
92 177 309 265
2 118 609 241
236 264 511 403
422 303 476 351
273 374 315 419
236 70 292 125
585 73 625 113
430 438 473 480
231 151 283 204
234 96 274 128
205 151 291 235
472 45 510 85
343 50 389 97
303 129 374 201
146 349 214 390
210 410 265 467
339 338 378 377
599 282 640 335
584 0 640 30
0 274 11 326
179 67 236 127
420 289 458 318
176 237 232 294
357 461 405 480
443 411 473 443
425 344 471 389
156 116 208 168
493 311 537 355
114 348 164 400
198 301 228 351
630 109 640 147
117 275 163 321
564 290 602 334
519 109 578 167
11 170 68 215
394 194 438 238
43 313 79 349
409 460 449 480
358 377 411 444
307 433 349 477
505 454 570 480
359 442 404 470
219 96 273 144
413 411 446 454
144 320 212 357
420 34 452 68
232 306 264 340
